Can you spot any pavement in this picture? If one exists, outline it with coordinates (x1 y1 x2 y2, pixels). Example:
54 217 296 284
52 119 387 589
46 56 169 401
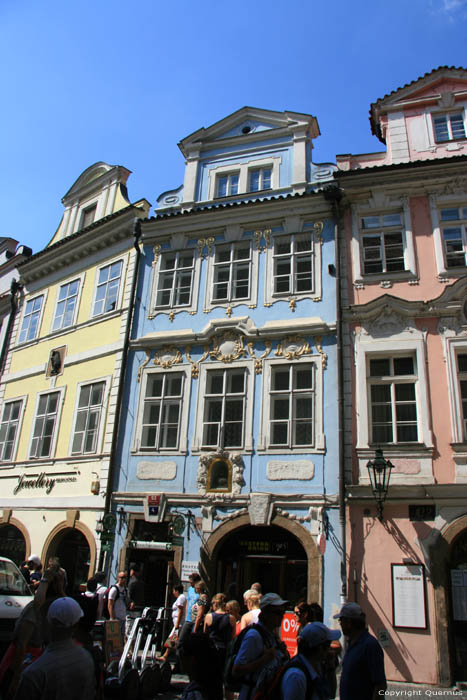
152 676 467 699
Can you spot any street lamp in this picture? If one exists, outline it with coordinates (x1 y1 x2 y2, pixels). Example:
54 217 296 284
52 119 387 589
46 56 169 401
366 448 394 521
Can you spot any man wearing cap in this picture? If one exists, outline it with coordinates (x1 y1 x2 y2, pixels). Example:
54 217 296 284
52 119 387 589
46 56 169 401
125 563 145 638
281 622 341 700
233 592 289 700
14 597 96 700
334 602 386 700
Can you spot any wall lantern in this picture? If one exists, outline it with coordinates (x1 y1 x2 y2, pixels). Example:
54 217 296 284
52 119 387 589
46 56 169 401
366 448 394 521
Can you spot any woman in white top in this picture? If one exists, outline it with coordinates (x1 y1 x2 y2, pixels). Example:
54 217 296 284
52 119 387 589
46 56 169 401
159 584 187 662
240 592 261 630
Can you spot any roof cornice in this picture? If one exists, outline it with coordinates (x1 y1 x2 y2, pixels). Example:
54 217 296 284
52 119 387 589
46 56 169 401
19 205 148 284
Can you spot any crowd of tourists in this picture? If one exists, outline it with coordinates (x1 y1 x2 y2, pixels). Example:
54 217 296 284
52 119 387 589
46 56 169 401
0 555 386 700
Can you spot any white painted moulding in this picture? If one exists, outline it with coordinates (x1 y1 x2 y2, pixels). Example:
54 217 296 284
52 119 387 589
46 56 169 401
137 461 177 480
267 460 315 480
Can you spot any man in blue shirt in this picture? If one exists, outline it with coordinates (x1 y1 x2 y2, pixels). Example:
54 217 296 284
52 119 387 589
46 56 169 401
233 592 289 700
176 572 201 667
281 622 341 700
334 603 386 700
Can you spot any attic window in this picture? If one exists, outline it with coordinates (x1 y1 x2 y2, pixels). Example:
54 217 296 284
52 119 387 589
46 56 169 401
242 126 251 134
81 204 97 229
433 113 466 143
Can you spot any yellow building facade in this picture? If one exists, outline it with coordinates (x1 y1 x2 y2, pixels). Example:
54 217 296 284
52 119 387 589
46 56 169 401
0 162 149 591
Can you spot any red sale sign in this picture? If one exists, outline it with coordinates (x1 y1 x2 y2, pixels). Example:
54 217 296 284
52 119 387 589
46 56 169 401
281 612 298 657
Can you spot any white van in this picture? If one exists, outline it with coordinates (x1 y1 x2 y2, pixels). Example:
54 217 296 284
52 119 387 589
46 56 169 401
0 556 33 647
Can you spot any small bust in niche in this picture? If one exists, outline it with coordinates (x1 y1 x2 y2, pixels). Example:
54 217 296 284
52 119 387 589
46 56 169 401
208 458 230 491
50 350 62 375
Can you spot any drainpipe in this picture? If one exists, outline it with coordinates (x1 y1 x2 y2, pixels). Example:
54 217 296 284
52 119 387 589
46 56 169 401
98 217 142 570
324 185 347 603
0 279 22 376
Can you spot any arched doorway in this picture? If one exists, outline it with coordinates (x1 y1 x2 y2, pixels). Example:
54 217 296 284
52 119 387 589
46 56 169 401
203 515 320 604
448 528 467 682
47 528 91 594
216 524 307 602
0 524 27 565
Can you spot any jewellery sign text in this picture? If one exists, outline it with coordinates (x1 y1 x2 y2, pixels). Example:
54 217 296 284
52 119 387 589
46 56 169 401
13 472 77 495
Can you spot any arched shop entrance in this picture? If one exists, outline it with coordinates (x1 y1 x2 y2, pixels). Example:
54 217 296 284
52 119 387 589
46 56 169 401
205 515 320 604
0 523 27 565
46 527 92 594
448 528 467 683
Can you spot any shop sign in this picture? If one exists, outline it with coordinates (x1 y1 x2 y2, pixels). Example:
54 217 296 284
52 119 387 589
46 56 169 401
238 539 288 555
13 471 77 495
181 561 199 581
391 563 427 629
129 540 172 551
281 612 298 657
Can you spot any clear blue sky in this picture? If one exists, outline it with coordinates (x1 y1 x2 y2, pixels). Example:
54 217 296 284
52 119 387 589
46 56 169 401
1 0 466 253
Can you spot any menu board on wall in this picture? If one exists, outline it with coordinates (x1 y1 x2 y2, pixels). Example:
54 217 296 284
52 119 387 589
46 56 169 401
391 563 427 629
451 569 467 621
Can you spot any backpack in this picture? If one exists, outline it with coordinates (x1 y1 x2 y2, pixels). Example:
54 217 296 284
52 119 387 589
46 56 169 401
102 585 119 620
253 656 315 700
224 624 270 693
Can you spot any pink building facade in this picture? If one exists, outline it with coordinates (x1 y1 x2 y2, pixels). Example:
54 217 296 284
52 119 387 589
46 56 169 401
336 67 467 686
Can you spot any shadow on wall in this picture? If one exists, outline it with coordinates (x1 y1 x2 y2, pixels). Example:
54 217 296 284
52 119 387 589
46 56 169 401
348 513 428 684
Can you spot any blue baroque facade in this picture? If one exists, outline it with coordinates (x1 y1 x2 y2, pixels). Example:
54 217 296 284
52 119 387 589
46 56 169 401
111 107 342 621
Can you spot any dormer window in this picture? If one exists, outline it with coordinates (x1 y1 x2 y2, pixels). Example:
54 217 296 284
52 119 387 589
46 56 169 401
433 113 466 143
249 167 272 192
216 173 239 198
80 204 97 229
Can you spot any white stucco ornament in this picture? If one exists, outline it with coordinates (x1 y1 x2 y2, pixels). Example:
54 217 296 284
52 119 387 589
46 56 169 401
267 460 315 481
248 493 273 526
137 461 177 480
197 450 245 495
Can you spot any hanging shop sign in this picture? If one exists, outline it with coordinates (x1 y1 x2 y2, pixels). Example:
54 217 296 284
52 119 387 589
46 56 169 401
129 540 173 551
10 471 78 496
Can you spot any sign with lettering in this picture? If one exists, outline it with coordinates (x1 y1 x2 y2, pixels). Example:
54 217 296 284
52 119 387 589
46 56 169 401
12 472 77 495
181 561 199 581
281 612 298 657
391 563 427 629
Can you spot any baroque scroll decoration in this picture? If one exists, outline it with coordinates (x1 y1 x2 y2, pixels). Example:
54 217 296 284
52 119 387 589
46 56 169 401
153 346 183 369
185 346 209 379
197 237 215 259
197 450 245 496
247 340 272 374
209 332 247 363
314 336 327 369
137 349 152 383
253 228 272 252
275 336 311 360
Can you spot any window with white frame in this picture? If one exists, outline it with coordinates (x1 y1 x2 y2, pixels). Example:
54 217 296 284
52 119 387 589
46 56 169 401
52 279 80 331
0 399 23 461
360 214 406 274
71 382 105 454
249 167 272 192
212 243 251 303
139 372 185 450
18 296 44 344
216 173 239 198
30 392 61 459
273 234 314 295
202 368 246 448
439 206 467 268
269 363 315 448
368 356 418 444
433 112 466 143
92 260 123 317
155 251 195 308
456 353 467 440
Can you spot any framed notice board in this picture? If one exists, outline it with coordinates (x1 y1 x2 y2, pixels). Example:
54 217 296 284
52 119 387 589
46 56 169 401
391 563 427 629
